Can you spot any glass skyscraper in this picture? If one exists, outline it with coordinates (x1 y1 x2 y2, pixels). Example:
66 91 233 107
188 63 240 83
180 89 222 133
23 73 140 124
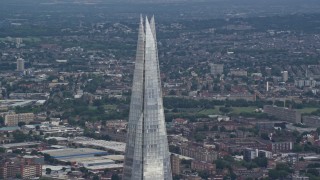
122 16 172 180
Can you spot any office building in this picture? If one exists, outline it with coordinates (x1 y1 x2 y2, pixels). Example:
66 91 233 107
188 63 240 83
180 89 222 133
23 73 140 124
16 58 25 72
122 16 172 180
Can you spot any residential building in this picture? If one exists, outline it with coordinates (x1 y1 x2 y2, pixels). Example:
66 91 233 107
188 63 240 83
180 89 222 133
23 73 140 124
0 156 42 179
230 69 248 77
282 71 288 82
268 141 293 153
263 105 301 124
180 145 218 162
191 160 216 174
5 113 34 126
171 154 180 175
16 58 24 72
244 148 257 161
210 64 224 76
302 116 320 127
258 150 273 159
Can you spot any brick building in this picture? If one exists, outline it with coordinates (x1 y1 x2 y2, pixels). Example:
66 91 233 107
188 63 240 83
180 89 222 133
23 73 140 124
180 144 218 162
0 156 42 179
191 160 216 174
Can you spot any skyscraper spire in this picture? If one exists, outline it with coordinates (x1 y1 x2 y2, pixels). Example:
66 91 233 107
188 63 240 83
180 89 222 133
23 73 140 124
123 16 172 180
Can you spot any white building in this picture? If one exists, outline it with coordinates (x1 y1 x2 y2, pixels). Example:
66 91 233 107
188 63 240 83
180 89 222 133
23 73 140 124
210 64 224 76
17 58 25 71
282 71 288 82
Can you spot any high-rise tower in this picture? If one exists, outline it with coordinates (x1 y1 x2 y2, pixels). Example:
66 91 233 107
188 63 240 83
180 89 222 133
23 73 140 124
122 16 172 180
17 58 25 72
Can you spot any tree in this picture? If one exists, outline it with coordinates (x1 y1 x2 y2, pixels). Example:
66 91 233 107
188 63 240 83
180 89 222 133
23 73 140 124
260 133 270 140
93 175 100 180
0 147 6 153
169 145 180 154
220 126 227 132
0 116 4 126
219 107 231 114
18 122 26 127
16 174 22 179
268 169 289 179
111 174 120 180
13 130 31 142
79 167 88 173
46 168 52 175
198 170 210 179
307 168 319 176
215 159 226 169
253 157 268 168
47 138 58 145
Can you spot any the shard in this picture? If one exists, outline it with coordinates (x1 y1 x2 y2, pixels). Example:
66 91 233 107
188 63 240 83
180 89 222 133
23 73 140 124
122 16 172 180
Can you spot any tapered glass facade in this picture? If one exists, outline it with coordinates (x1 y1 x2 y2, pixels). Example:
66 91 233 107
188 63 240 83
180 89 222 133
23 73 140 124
122 16 172 180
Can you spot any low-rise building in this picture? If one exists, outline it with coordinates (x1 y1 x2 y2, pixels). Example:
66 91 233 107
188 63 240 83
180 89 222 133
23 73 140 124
230 69 248 77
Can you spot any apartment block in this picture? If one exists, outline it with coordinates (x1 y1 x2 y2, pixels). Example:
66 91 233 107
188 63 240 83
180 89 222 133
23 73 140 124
180 145 218 162
210 64 224 76
0 156 42 179
263 105 301 124
302 116 320 127
4 113 34 126
191 160 216 174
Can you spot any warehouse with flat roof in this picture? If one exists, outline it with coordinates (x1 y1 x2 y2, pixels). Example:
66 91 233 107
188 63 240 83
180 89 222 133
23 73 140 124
41 148 108 162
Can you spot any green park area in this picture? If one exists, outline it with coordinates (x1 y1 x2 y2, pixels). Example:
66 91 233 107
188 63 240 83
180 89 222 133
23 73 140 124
297 107 318 114
0 37 41 42
199 106 257 115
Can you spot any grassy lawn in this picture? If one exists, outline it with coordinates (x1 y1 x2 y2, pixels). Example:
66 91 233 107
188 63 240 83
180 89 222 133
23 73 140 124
198 106 319 116
198 106 257 115
0 37 41 42
88 106 97 110
198 108 221 115
297 108 319 114
104 104 117 110
232 107 257 114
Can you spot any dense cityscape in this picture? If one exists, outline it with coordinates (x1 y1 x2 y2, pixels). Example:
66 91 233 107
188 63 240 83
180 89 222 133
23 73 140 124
1 0 320 179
